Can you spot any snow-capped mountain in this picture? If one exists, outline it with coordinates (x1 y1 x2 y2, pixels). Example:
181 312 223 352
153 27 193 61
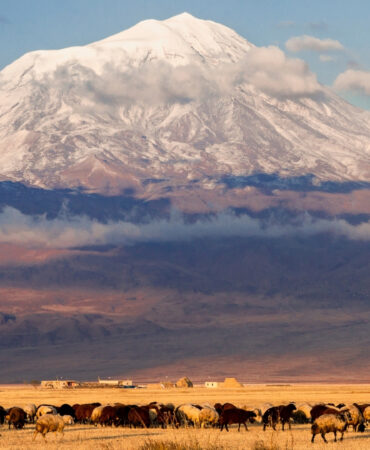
0 12 369 194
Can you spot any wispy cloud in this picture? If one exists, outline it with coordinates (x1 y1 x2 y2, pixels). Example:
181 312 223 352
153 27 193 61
334 69 370 96
0 207 368 249
286 35 344 53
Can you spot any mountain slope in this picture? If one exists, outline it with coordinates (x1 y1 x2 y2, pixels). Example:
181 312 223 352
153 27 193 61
0 13 369 195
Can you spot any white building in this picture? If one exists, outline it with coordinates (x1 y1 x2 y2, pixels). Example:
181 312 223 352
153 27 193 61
205 381 219 388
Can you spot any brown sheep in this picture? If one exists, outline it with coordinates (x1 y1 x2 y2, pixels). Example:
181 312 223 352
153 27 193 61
219 408 256 432
278 403 297 430
128 406 150 428
33 414 65 441
310 404 329 422
7 407 26 429
262 407 279 431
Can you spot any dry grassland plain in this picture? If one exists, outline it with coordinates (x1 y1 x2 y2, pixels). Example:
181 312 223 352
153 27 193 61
1 384 370 449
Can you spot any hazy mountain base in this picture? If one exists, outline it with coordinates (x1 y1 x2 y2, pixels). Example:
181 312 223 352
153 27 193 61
0 235 369 382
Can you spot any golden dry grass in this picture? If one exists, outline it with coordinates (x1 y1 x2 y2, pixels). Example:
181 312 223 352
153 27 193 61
1 384 370 449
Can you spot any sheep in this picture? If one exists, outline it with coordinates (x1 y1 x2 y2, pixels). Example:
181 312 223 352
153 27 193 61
363 406 370 425
311 412 351 443
278 404 297 430
36 405 57 418
33 414 65 441
263 407 279 431
7 407 26 429
176 404 201 427
198 406 219 428
23 403 37 423
295 402 312 422
0 406 6 425
148 408 158 427
219 408 256 432
62 415 74 425
340 404 365 432
91 405 107 426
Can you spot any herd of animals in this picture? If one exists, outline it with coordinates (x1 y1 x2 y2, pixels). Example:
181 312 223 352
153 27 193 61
0 399 369 443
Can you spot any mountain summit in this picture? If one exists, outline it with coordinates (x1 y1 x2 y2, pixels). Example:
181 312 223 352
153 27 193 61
0 13 369 194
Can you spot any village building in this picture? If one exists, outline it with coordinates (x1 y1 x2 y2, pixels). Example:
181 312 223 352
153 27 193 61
41 380 80 389
97 377 133 387
205 381 220 388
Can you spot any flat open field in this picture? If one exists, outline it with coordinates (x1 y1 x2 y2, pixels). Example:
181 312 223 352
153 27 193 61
1 384 370 449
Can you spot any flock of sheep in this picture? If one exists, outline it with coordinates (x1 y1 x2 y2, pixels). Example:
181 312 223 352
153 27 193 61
0 399 369 443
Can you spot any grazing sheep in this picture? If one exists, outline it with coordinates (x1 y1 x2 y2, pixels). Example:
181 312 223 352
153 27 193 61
278 403 297 430
33 414 65 441
62 415 74 425
199 406 219 428
7 407 26 429
310 404 329 422
99 406 119 427
340 404 365 432
57 403 75 418
23 404 37 423
148 408 158 427
219 408 256 432
295 403 312 422
311 412 351 443
127 406 150 428
91 405 107 426
363 406 370 425
36 405 57 418
75 404 97 424
263 407 279 431
176 404 201 427
0 406 6 425
157 406 179 429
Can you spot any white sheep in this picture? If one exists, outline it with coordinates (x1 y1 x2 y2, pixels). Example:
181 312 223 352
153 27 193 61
33 414 65 441
23 404 37 423
36 405 57 418
91 405 107 426
311 412 351 443
62 415 74 425
149 408 158 426
176 404 201 427
199 406 219 428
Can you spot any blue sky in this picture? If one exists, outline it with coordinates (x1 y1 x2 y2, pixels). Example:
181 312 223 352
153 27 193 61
1 0 370 108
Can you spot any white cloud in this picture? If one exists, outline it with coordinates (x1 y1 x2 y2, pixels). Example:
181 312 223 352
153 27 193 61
36 44 321 113
333 69 370 96
241 46 321 98
0 207 368 249
286 35 344 53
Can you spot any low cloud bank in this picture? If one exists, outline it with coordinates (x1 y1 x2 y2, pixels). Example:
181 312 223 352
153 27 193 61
0 207 369 249
34 45 321 113
334 69 370 96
